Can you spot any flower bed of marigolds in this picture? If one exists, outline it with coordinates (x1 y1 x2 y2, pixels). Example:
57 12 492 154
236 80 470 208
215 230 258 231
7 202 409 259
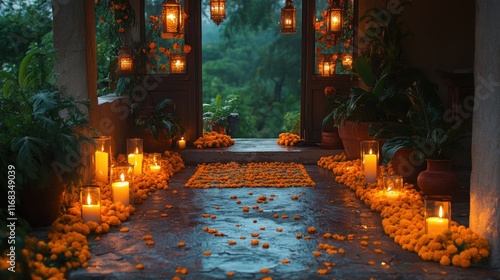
0 151 185 280
317 154 490 268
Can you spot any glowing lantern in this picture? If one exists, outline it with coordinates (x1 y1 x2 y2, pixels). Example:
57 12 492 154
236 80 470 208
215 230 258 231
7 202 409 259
281 0 296 34
162 0 184 39
210 0 226 26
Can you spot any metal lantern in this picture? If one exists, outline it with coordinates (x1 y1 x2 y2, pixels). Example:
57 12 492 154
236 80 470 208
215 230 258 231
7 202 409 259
210 0 226 26
162 0 184 39
317 54 335 76
170 53 186 74
281 0 296 34
117 46 134 75
326 0 343 35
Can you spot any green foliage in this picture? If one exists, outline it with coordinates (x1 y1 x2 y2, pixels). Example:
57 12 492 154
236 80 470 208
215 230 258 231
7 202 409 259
370 80 470 164
132 98 185 140
282 111 300 134
0 0 52 69
331 0 429 126
0 47 93 193
203 94 239 130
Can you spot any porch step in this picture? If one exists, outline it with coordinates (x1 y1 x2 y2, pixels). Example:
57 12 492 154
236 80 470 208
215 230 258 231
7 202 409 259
177 138 343 165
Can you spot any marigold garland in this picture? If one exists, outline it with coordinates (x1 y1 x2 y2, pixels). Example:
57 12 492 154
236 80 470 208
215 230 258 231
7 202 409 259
277 133 301 146
317 154 490 268
193 131 235 149
185 162 316 188
1 151 185 279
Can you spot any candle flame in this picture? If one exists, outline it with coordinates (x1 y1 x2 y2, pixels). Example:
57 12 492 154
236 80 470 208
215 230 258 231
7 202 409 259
369 148 373 155
101 145 105 152
120 173 125 182
181 137 184 140
135 147 139 154
439 205 443 218
387 187 392 192
87 193 91 205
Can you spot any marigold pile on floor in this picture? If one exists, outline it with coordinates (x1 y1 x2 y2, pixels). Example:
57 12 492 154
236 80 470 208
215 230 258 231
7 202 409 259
277 133 301 146
317 153 490 268
193 132 235 149
0 151 185 279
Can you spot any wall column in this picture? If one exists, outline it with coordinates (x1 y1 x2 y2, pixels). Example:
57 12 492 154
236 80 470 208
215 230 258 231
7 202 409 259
470 0 500 268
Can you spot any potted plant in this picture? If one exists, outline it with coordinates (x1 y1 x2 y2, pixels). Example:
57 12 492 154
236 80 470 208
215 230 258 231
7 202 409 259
131 98 185 152
370 80 470 194
0 47 93 227
332 0 421 159
202 94 239 134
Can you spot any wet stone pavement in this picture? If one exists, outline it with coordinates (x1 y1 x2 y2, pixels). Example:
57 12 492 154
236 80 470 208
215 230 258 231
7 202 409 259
69 164 500 280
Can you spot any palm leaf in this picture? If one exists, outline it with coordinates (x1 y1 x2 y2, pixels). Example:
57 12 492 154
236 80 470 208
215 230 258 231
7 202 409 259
352 55 374 87
18 50 42 89
11 136 47 181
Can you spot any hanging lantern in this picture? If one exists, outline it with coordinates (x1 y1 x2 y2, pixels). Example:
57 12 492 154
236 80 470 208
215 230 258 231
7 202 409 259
117 46 134 75
210 0 226 26
170 53 186 74
317 54 335 77
281 0 296 34
162 0 184 39
341 53 353 72
326 0 343 36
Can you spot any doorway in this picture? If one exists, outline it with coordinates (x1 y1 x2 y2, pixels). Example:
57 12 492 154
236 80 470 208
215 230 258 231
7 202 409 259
201 1 303 138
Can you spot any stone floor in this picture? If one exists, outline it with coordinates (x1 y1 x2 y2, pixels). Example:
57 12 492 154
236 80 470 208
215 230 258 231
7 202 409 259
51 139 499 279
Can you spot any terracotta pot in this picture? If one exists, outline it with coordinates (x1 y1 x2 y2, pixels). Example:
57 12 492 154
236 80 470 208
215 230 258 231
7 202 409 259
212 124 226 134
417 159 458 196
320 130 344 149
20 175 64 227
337 121 377 160
389 148 426 185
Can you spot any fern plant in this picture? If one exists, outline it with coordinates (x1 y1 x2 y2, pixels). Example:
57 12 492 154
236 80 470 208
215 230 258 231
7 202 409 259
0 47 93 191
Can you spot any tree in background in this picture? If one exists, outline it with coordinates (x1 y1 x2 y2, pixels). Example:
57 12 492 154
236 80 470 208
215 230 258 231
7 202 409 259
0 0 52 71
202 0 302 138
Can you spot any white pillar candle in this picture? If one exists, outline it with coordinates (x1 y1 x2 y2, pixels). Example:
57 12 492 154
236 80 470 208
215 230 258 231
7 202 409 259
112 174 130 206
426 217 449 236
150 164 161 173
178 137 186 149
364 152 377 183
128 152 143 176
95 150 108 182
385 189 400 200
82 194 101 223
426 206 449 236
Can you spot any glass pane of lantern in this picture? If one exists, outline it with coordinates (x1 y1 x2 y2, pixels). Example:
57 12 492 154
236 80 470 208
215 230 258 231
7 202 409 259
315 0 354 75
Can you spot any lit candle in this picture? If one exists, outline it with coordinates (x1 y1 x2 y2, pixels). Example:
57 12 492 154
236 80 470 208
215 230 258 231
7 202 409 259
178 137 186 149
150 164 161 173
426 206 449 236
385 188 400 200
82 193 101 223
112 173 130 206
128 147 143 176
364 149 377 183
95 147 108 182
